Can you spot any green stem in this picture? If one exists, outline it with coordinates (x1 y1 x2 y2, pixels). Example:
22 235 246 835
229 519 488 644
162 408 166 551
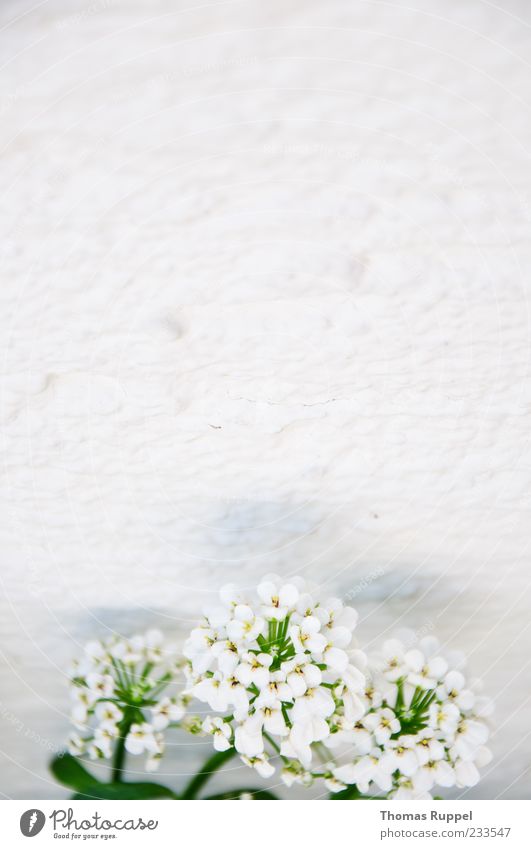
181 746 238 800
263 731 281 754
314 741 334 764
111 734 127 783
263 730 290 765
111 712 134 783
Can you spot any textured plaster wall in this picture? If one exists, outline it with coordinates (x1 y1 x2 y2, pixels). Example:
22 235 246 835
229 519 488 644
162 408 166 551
1 0 531 798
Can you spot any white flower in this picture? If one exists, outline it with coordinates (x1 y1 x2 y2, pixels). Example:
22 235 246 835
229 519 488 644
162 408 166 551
219 583 246 608
428 700 460 737
363 708 400 745
335 664 367 723
359 680 383 713
437 670 475 711
183 627 218 675
349 722 373 755
317 609 353 671
334 749 393 794
475 745 493 768
70 694 89 728
67 733 86 756
144 629 167 663
281 655 322 698
343 662 369 694
281 763 313 787
324 775 347 793
95 702 123 726
226 605 265 643
376 638 411 682
85 640 108 661
236 652 273 689
414 730 446 765
94 725 118 756
391 774 433 800
193 673 230 713
291 687 335 722
111 639 143 666
290 617 327 654
379 737 418 777
281 721 322 767
332 632 493 800
253 699 289 736
186 574 365 781
145 753 163 772
416 759 455 791
203 716 232 751
66 629 185 776
88 742 109 760
326 625 355 651
225 676 251 720
151 697 185 730
454 758 481 787
211 640 241 677
293 592 319 621
125 723 159 756
405 648 448 689
315 598 358 632
240 753 275 778
451 718 489 760
234 717 264 757
86 673 115 700
319 643 349 674
256 670 292 705
257 578 299 620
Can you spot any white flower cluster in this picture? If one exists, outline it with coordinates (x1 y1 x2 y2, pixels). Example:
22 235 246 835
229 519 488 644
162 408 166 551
68 629 187 772
183 574 366 780
327 631 493 798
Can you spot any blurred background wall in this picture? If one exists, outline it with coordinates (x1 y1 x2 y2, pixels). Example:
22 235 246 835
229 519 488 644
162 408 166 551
1 0 530 798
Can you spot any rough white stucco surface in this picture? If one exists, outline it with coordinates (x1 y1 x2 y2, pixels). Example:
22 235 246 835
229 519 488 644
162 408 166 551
1 0 530 799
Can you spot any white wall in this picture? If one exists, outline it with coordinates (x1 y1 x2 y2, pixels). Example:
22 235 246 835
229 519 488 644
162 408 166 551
1 0 530 798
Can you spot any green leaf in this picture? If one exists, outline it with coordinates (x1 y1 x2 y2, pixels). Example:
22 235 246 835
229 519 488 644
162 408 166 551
50 753 102 792
52 753 177 799
329 784 363 800
71 782 177 800
391 686 437 737
204 788 278 800
330 784 385 800
395 680 405 713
